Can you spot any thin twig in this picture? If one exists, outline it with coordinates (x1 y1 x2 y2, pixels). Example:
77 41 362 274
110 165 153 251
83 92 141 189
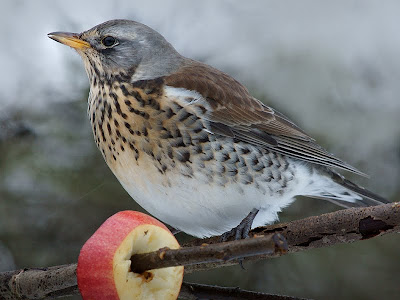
131 233 287 273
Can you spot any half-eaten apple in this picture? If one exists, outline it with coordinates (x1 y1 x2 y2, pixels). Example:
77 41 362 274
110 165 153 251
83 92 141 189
77 211 183 300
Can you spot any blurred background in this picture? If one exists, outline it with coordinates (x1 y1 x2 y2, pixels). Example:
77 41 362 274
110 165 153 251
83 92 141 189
1 0 399 299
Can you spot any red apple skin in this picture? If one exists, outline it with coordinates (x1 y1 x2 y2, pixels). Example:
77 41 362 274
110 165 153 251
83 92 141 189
77 211 173 300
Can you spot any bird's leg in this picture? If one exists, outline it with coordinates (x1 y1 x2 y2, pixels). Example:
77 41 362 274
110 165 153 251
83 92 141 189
221 209 259 242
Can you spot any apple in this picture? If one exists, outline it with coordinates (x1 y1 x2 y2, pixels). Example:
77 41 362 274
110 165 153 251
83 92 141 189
77 211 183 300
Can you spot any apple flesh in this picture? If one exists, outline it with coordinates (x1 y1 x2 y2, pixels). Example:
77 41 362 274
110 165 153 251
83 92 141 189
77 211 183 300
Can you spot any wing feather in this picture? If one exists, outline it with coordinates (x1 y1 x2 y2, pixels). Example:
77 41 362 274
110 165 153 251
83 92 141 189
164 60 366 176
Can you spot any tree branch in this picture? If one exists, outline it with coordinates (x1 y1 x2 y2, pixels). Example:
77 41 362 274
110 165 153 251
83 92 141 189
0 264 78 300
0 202 398 299
130 233 287 273
183 202 400 272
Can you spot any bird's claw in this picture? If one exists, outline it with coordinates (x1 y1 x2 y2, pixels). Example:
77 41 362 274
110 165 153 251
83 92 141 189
220 209 259 242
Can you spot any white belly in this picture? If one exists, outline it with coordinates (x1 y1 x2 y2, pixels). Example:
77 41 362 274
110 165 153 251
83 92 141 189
108 150 307 238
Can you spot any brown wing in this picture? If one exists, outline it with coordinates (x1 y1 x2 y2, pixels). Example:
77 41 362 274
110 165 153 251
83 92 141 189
164 60 366 176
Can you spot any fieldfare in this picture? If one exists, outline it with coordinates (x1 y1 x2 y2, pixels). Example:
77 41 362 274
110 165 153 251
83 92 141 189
48 20 388 238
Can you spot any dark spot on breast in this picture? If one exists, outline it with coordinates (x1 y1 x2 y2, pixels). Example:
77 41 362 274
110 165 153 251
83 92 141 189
140 111 149 119
178 110 191 122
253 164 264 172
160 129 173 139
171 138 185 148
89 59 101 77
167 147 173 159
241 148 250 155
194 145 203 154
100 107 105 123
124 122 131 129
114 99 122 113
129 143 136 151
201 151 214 161
220 153 230 162
100 126 106 142
171 102 183 112
107 103 112 119
165 107 175 119
193 127 203 134
242 174 254 185
252 157 259 166
114 119 119 127
183 115 199 126
228 169 238 176
178 151 191 163
198 135 210 143
148 98 160 110
197 105 207 114
131 90 145 107
174 128 182 138
120 84 130 97
109 92 118 101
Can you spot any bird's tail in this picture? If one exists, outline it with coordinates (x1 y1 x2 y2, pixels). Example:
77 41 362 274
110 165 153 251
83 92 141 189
304 169 389 208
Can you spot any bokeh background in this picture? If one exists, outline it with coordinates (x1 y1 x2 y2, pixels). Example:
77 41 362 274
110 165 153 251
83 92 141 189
1 0 399 299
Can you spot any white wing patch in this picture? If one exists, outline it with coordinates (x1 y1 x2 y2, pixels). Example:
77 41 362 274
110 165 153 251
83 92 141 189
164 86 207 107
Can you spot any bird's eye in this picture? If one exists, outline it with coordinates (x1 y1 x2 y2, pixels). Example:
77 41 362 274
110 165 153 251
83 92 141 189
101 36 118 47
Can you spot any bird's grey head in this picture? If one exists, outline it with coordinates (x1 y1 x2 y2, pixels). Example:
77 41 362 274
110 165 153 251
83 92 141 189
48 19 184 82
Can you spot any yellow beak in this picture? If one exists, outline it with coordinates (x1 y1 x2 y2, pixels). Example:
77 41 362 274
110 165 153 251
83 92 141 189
48 32 91 49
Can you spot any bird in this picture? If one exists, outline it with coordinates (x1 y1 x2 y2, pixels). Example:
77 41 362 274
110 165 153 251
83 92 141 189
48 19 388 239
